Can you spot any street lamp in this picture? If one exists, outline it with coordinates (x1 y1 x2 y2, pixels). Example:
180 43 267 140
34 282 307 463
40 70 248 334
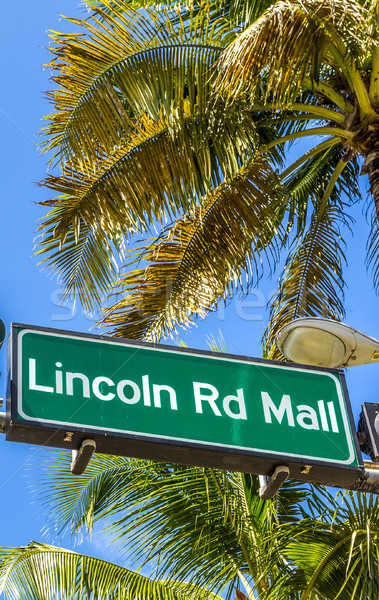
276 317 379 368
275 316 379 493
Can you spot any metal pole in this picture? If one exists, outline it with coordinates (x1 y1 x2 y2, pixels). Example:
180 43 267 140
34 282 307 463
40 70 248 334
340 461 379 494
259 463 379 496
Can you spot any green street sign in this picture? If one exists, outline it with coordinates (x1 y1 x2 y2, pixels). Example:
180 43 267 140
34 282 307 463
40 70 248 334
7 324 363 486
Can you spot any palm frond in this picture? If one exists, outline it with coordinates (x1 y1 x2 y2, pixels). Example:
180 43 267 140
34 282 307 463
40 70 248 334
0 542 221 600
209 0 278 29
99 156 286 340
366 208 379 294
269 491 379 600
263 145 360 358
38 452 132 539
42 3 228 162
39 456 251 593
80 0 151 14
37 104 262 310
80 0 276 31
282 143 360 237
206 331 228 353
36 205 125 312
217 0 365 104
264 199 351 359
36 451 308 598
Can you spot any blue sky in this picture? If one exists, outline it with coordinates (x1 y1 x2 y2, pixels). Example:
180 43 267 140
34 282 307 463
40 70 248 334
0 0 379 571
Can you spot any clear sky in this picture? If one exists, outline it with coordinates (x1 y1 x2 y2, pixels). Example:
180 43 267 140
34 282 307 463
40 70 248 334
0 0 378 569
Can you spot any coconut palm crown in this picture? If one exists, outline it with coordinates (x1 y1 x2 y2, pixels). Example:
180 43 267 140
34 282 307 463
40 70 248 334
36 0 377 349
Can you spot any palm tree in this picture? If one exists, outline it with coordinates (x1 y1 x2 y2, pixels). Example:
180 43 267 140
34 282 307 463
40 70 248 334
1 455 379 599
18 3 379 599
37 0 373 346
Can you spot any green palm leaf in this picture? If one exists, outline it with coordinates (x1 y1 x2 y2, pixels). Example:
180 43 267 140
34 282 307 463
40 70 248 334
281 143 360 235
37 104 264 311
81 0 276 28
39 0 372 341
99 155 285 340
264 199 350 359
268 490 379 600
0 542 221 600
43 4 228 162
37 451 308 598
36 204 124 311
366 209 379 294
217 0 366 104
263 142 361 358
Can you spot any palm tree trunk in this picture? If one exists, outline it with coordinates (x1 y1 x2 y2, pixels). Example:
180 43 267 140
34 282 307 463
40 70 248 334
367 149 379 220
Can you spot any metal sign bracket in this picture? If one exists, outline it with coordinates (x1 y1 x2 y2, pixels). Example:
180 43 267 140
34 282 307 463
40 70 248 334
71 439 96 475
258 466 290 499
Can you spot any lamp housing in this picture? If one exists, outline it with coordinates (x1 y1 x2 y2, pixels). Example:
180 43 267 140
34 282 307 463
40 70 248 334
276 317 379 368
